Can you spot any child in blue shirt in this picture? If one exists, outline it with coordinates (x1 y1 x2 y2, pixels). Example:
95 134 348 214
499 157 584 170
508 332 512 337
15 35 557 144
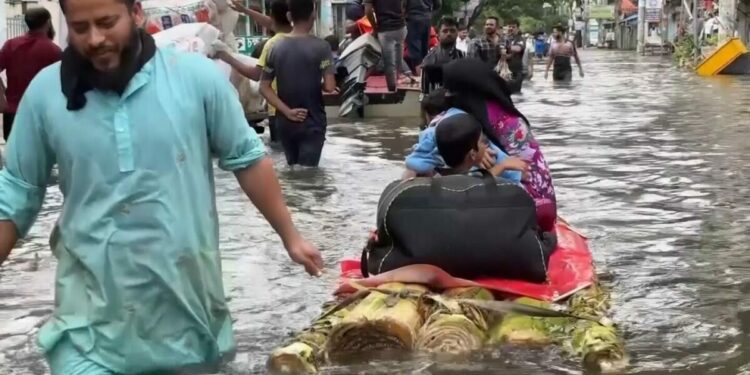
434 111 529 179
405 90 525 182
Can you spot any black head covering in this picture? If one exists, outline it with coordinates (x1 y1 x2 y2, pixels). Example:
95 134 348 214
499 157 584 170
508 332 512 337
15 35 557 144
60 28 156 111
441 58 530 151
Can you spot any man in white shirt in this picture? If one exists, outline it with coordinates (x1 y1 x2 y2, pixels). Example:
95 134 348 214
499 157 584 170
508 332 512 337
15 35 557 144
456 24 469 53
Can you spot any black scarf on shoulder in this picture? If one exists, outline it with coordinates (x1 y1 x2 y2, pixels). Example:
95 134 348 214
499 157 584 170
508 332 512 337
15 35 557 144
441 57 531 152
60 28 156 111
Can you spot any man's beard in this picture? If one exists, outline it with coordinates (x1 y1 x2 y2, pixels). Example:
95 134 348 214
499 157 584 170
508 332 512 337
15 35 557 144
440 40 455 49
88 26 142 94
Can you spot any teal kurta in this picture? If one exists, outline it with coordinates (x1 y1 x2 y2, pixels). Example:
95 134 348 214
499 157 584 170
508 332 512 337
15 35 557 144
0 47 266 373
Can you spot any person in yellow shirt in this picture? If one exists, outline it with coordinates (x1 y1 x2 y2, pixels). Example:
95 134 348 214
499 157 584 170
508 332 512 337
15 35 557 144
217 0 292 143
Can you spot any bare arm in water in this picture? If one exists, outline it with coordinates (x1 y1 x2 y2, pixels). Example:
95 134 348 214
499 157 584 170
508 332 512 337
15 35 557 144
234 159 323 276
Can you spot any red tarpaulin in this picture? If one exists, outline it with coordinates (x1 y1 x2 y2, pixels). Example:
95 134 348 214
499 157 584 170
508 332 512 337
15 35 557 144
337 222 595 302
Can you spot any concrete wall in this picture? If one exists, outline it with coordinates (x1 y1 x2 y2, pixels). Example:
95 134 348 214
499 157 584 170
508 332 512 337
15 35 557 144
739 0 750 43
719 0 750 43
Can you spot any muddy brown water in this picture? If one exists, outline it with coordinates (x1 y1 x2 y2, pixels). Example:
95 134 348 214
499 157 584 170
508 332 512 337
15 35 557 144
1 50 749 374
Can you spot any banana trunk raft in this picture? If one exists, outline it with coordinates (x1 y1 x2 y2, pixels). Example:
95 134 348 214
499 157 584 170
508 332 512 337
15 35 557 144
267 282 628 374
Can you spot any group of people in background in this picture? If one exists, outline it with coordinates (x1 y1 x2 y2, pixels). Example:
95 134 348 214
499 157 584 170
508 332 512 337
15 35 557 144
412 17 585 127
0 0 587 171
227 0 589 168
363 7 588 104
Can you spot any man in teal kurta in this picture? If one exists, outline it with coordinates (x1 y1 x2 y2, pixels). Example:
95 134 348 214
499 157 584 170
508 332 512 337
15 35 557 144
0 0 324 373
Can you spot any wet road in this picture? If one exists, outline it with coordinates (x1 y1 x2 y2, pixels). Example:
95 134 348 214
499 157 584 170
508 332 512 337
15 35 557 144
1 50 749 374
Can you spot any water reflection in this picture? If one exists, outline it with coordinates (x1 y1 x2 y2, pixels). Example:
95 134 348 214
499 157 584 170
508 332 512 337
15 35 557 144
1 50 749 374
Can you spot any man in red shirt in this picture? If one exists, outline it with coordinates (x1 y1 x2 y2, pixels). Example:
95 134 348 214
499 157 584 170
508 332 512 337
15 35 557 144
0 7 62 141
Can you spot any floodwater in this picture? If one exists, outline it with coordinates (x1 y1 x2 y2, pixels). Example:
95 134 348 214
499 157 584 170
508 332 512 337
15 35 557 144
1 50 749 374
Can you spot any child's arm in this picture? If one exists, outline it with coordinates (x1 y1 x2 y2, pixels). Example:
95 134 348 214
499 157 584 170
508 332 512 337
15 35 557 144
405 128 441 175
260 52 307 122
487 144 524 183
260 79 304 122
216 51 262 81
489 157 528 183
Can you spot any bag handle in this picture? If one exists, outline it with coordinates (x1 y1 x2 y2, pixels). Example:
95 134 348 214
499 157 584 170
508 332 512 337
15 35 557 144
430 169 497 192
475 168 497 186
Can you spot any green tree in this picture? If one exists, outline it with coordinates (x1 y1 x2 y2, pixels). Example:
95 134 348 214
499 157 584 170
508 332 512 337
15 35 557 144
438 0 573 32
519 16 544 34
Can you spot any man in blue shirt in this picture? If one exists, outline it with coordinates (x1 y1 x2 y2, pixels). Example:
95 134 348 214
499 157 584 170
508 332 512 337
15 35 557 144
0 0 323 372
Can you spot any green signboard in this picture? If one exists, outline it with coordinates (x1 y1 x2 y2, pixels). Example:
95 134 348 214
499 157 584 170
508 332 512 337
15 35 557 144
235 36 266 55
589 5 615 20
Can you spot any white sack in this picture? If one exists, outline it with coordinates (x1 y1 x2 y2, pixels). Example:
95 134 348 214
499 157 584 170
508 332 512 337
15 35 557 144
153 22 221 55
213 54 265 115
141 0 239 47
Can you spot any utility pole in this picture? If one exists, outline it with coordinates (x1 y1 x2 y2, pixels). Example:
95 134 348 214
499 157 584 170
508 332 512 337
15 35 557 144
583 0 590 47
692 0 700 64
637 0 646 53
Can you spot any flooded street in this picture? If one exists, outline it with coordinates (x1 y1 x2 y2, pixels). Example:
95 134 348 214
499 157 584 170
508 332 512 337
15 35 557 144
1 49 749 374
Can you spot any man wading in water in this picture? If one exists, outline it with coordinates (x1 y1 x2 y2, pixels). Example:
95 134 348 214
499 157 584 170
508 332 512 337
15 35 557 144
419 16 464 128
502 18 526 92
0 0 323 372
468 16 503 68
545 25 584 81
420 17 464 98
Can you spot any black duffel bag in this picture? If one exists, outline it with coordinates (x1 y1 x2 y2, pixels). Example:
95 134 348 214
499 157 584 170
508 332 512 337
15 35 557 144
362 172 556 282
